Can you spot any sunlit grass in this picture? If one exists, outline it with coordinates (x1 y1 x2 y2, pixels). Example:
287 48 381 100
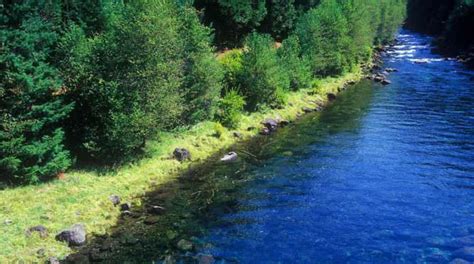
0 68 361 262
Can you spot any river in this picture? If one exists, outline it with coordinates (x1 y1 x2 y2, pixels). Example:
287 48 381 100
72 30 474 263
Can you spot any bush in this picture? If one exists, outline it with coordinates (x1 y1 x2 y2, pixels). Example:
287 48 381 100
240 33 289 110
0 16 73 183
278 35 312 90
218 49 244 91
216 91 246 128
296 0 352 76
61 1 186 161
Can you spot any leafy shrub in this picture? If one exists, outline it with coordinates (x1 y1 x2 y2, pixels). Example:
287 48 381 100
240 33 290 110
213 122 226 138
278 35 312 90
61 1 186 161
216 91 246 128
218 49 244 91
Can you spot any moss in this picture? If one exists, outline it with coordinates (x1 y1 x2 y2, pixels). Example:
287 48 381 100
0 66 361 262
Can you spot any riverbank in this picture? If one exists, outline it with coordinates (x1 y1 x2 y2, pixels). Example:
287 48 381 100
0 65 363 262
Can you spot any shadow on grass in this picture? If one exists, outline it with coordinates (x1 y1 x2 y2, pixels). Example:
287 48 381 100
63 80 375 263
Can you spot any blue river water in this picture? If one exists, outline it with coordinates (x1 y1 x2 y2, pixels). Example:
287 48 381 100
193 31 474 263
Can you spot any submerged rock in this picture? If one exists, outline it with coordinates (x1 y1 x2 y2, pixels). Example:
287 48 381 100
381 79 392 85
220 152 238 162
26 225 48 238
386 67 398 72
173 148 191 162
55 224 86 246
197 254 216 264
108 195 121 206
177 239 194 251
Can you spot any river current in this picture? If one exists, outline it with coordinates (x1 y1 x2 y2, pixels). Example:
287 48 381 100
190 31 474 263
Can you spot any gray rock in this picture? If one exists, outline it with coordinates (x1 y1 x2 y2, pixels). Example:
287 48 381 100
453 247 474 261
220 152 238 162
26 225 48 238
108 195 121 206
261 119 278 132
327 93 337 101
55 224 86 247
120 202 131 211
177 239 194 251
278 120 290 127
385 68 398 72
381 79 391 85
173 148 191 162
4 219 12 225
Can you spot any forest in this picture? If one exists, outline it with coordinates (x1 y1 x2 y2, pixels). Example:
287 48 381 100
1 0 407 185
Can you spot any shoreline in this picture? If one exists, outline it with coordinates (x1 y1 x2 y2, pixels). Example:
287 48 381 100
0 64 367 262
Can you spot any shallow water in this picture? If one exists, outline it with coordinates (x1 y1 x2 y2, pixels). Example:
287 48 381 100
190 31 474 263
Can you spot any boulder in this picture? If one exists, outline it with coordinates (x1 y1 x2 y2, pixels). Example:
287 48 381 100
261 119 278 132
385 68 398 72
55 224 86 246
327 93 337 101
26 225 48 238
220 152 238 162
381 79 392 85
173 148 191 162
108 195 121 206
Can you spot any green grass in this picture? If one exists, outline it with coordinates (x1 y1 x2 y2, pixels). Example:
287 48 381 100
0 68 361 262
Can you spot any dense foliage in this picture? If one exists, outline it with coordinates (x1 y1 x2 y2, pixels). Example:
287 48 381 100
1 0 407 184
406 0 474 55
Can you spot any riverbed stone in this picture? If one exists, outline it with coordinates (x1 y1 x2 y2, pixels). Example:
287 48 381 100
381 79 392 85
173 148 191 162
55 224 86 246
177 239 194 251
26 225 48 238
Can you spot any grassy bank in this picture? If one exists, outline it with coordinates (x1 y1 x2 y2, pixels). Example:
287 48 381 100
0 68 361 262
